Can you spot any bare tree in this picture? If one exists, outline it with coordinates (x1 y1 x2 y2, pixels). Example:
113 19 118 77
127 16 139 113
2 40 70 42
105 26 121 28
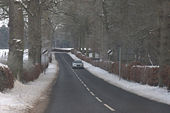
159 0 170 87
28 0 41 65
8 0 24 81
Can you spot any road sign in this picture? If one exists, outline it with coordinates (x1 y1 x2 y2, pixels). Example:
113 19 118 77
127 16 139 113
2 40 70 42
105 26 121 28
107 50 113 55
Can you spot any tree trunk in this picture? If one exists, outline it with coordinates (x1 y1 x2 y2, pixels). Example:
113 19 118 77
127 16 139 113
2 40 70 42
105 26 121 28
159 0 170 87
42 11 53 52
28 0 41 65
8 0 24 81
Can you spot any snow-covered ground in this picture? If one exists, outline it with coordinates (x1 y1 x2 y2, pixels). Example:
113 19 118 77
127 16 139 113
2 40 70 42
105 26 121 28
0 62 8 68
53 48 73 51
68 53 170 105
0 49 28 63
133 65 159 68
0 49 8 63
0 54 58 113
0 19 8 27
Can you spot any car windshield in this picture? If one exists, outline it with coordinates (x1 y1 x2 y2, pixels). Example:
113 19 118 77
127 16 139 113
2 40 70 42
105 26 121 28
74 60 82 63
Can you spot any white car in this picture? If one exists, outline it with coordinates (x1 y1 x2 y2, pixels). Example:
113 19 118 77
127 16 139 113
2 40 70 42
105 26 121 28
72 60 84 69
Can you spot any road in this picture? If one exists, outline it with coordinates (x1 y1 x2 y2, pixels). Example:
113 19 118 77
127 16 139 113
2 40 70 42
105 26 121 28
44 53 170 113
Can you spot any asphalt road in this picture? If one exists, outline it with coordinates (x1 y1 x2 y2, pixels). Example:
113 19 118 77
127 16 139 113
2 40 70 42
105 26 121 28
44 53 170 113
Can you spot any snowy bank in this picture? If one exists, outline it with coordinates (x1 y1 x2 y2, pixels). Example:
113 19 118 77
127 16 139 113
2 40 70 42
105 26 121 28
54 48 73 51
0 49 28 62
0 54 58 113
0 62 8 68
68 53 170 105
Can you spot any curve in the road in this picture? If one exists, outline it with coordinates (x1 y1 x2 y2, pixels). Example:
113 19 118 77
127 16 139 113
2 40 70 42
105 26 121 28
44 53 113 113
45 53 170 113
62 56 116 112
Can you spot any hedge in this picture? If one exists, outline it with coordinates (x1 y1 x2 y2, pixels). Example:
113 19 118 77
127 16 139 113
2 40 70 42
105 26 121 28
0 66 14 91
71 49 170 90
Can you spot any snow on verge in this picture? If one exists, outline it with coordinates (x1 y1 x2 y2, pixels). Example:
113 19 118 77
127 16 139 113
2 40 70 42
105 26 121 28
0 62 8 68
54 48 73 51
0 49 28 62
68 52 170 105
0 53 58 113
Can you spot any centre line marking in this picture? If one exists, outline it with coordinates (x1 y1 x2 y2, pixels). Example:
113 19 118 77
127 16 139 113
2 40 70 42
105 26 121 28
95 97 102 102
90 92 95 96
104 104 115 112
84 84 87 87
86 87 90 91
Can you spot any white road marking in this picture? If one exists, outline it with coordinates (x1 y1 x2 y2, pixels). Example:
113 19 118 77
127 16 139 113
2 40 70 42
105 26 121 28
81 81 84 84
86 87 90 91
90 91 95 96
104 104 115 112
95 97 102 103
83 84 87 87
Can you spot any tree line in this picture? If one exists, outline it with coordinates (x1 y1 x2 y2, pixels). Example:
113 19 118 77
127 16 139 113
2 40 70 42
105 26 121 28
56 0 170 87
0 0 60 82
0 0 169 87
